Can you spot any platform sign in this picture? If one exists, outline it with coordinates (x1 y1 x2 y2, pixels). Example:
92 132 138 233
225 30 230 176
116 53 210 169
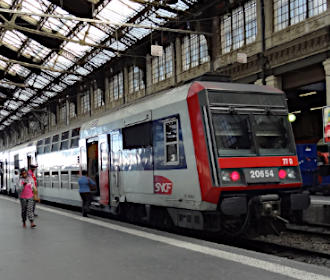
323 106 330 143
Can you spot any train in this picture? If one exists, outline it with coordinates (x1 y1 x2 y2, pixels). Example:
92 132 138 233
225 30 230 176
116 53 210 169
0 80 310 236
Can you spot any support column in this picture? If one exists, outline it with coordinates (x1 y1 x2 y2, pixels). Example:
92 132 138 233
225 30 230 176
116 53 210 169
323 59 330 106
266 75 282 89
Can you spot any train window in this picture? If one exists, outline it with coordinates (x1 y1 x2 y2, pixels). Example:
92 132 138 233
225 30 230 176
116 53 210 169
62 131 69 140
51 135 60 152
71 128 80 137
37 140 44 154
52 135 59 142
61 129 70 151
45 137 51 145
212 113 255 156
44 171 50 188
123 122 152 149
70 138 79 148
254 115 291 155
164 119 179 164
71 128 80 148
44 145 51 153
14 154 19 169
61 141 69 150
71 170 80 189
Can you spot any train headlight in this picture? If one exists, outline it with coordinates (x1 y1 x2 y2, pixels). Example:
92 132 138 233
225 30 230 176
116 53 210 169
287 169 296 179
221 171 231 182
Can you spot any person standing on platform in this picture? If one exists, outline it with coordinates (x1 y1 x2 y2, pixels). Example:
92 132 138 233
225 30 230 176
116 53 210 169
17 168 36 228
28 164 39 217
78 170 96 217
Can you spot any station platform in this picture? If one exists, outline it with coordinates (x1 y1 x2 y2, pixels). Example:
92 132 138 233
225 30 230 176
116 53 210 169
311 195 330 206
304 195 330 225
1 195 330 280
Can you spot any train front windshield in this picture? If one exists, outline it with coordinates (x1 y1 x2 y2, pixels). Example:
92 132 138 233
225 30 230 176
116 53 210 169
212 113 294 157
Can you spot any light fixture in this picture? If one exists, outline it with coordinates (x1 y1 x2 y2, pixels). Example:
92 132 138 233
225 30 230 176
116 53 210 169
310 106 324 111
288 113 296 122
299 91 317 97
290 110 301 114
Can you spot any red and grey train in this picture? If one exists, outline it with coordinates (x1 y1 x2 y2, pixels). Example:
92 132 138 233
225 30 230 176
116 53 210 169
0 81 310 235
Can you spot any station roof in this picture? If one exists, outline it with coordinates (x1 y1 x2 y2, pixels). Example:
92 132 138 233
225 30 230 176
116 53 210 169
0 0 198 130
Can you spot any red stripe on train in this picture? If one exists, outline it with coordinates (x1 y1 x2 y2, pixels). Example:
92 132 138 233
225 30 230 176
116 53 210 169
187 82 219 204
218 156 299 169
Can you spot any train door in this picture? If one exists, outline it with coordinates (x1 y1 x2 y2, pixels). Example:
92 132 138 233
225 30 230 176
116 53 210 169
87 138 99 196
0 161 3 191
109 130 122 207
98 134 110 205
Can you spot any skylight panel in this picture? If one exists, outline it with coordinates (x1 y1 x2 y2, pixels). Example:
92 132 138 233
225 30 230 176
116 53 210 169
108 40 127 51
169 0 190 11
9 64 31 78
157 8 177 18
1 0 14 5
62 74 82 85
89 50 113 67
76 67 92 76
43 6 76 36
80 25 108 44
52 84 65 92
0 110 10 117
0 79 15 89
45 54 75 71
34 96 48 104
33 75 50 89
2 30 27 50
63 41 91 58
21 0 50 21
18 90 34 101
97 0 142 25
44 91 57 98
20 106 32 114
22 40 51 62
7 101 20 110
0 55 8 69
128 27 151 40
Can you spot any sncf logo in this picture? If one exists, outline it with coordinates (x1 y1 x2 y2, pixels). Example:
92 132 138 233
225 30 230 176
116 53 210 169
154 176 173 195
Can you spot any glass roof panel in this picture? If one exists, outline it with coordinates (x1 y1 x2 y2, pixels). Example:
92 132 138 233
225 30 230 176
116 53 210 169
43 6 76 36
97 0 143 25
62 74 81 85
0 110 10 116
8 64 31 78
44 54 75 71
22 39 52 62
2 30 27 51
21 0 51 22
76 67 92 76
63 41 92 58
0 55 8 69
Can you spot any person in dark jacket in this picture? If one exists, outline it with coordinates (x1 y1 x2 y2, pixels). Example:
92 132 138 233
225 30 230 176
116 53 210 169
78 170 96 217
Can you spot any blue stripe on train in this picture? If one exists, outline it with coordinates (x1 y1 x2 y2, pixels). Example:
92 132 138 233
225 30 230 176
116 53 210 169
119 114 187 171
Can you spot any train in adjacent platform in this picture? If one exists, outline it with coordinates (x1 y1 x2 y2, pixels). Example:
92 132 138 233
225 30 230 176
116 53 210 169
0 80 310 236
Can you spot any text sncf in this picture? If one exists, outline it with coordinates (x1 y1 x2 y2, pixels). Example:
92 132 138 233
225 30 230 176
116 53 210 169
154 176 173 195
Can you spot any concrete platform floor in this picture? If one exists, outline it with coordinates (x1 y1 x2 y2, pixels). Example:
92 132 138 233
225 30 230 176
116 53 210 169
1 195 330 280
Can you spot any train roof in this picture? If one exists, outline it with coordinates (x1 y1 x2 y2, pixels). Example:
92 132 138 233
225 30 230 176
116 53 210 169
80 81 283 139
